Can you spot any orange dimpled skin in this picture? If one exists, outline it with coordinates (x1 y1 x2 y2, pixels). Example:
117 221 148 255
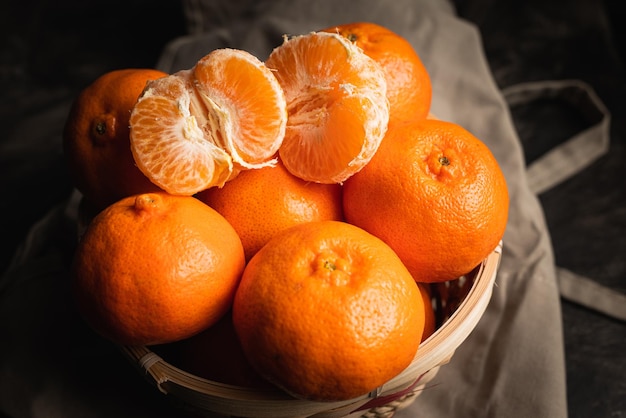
343 119 509 283
197 158 343 261
232 220 425 401
70 192 245 346
62 69 167 211
193 49 287 168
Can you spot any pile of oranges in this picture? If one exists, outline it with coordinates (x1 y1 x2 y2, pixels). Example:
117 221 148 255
64 22 508 402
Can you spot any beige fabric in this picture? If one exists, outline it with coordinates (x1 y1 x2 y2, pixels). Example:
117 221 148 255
158 2 569 416
502 79 626 323
0 1 569 417
502 79 611 196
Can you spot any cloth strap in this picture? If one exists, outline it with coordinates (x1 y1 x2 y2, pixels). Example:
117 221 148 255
503 79 624 322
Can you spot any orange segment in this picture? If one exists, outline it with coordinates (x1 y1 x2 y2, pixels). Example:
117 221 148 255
265 32 389 184
129 48 287 195
194 48 287 168
130 73 234 195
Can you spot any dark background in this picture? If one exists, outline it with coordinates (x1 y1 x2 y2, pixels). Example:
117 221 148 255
1 0 625 416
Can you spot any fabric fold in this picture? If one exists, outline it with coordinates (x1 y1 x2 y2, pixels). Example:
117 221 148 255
0 1 569 417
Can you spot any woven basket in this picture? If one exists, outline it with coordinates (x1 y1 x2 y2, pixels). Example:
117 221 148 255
121 242 502 418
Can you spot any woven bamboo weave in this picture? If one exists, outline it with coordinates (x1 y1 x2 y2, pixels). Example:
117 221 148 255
121 242 502 418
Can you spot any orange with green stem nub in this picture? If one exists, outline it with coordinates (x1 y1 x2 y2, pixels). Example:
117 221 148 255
233 220 426 401
343 118 509 283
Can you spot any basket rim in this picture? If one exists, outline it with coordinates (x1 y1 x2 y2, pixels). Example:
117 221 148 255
120 241 503 418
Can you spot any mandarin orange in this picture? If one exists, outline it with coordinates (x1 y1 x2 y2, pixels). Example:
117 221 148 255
71 192 245 346
129 48 287 195
196 158 343 261
265 31 389 184
321 22 432 125
63 68 167 211
343 119 509 283
232 220 425 401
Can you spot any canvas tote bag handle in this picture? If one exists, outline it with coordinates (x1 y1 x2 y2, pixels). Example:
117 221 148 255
503 79 626 322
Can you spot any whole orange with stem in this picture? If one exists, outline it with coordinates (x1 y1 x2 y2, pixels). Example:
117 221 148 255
196 158 343 261
232 220 425 401
321 21 432 125
63 68 167 211
265 31 389 184
70 192 245 346
343 119 509 283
